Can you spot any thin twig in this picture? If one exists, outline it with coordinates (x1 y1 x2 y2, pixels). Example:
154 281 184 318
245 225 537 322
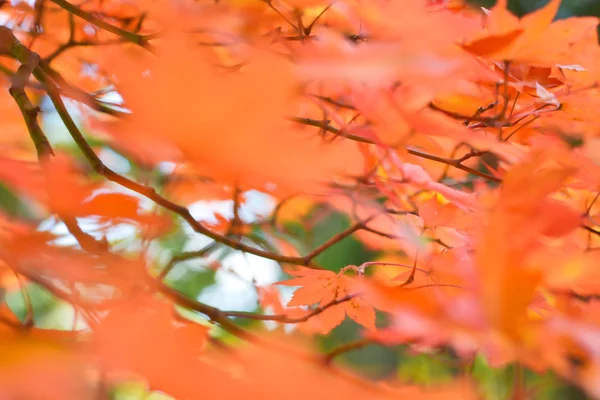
159 242 218 281
323 338 377 364
223 294 357 323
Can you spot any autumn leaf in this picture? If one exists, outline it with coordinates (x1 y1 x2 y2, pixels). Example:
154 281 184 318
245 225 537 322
91 295 209 399
98 27 364 195
0 329 85 400
461 0 596 67
278 267 376 333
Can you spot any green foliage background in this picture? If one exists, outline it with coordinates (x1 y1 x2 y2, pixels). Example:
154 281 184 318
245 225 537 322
470 0 600 20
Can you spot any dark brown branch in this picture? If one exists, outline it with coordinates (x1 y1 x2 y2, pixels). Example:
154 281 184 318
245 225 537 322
361 225 396 239
551 290 600 302
44 38 125 64
303 215 377 262
49 0 157 52
289 117 374 144
290 113 600 239
21 69 380 268
405 147 501 183
1 27 108 253
37 66 308 265
311 94 356 110
39 63 125 116
223 294 357 323
0 27 49 159
428 102 478 121
228 185 243 236
61 216 109 253
158 242 218 281
153 278 264 343
323 338 378 364
33 0 46 34
290 117 502 183
582 225 600 237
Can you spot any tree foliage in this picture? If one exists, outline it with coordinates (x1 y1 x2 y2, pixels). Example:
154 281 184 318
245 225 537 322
1 0 600 399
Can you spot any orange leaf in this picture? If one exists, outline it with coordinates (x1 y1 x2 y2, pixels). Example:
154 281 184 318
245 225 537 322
92 296 209 399
462 0 579 66
345 296 377 331
0 330 84 400
462 29 524 58
100 26 362 194
281 269 337 307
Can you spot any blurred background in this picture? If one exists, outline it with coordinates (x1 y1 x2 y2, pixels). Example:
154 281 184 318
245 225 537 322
1 0 599 399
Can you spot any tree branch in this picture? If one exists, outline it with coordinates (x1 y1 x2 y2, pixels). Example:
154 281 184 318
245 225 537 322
223 294 358 323
22 67 379 268
44 37 126 64
152 278 265 343
1 27 108 252
0 27 50 159
290 117 502 183
290 116 600 240
323 338 378 364
49 0 156 52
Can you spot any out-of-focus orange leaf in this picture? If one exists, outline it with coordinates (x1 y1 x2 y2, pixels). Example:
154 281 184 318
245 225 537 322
0 219 145 294
0 330 86 400
474 151 576 340
91 295 209 399
0 154 169 229
536 199 582 238
99 26 363 195
232 335 477 399
80 192 171 231
462 29 524 58
418 195 462 228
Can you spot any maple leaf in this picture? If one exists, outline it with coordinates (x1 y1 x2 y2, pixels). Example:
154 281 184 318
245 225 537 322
462 0 597 67
278 267 376 333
